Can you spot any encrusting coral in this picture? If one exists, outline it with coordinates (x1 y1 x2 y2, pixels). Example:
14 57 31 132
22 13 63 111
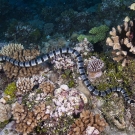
68 110 107 135
3 48 43 78
106 19 135 66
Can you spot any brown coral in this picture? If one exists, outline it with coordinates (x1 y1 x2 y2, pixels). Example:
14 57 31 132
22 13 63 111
0 43 24 56
12 102 49 135
68 110 107 135
106 20 135 66
39 81 55 94
3 49 43 79
16 77 35 95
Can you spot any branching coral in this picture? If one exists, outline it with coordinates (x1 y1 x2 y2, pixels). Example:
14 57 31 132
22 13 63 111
3 48 42 78
39 81 55 94
77 25 109 43
68 110 107 135
106 20 135 66
12 101 49 135
16 77 35 95
0 43 24 56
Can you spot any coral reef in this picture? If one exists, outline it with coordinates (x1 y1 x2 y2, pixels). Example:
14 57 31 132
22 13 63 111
41 36 70 54
87 56 104 81
5 21 41 45
0 43 24 56
12 101 49 135
101 93 126 130
106 20 135 66
73 38 94 55
0 102 11 122
77 25 109 43
52 85 85 117
51 54 75 71
3 48 42 78
68 110 107 135
16 77 35 95
39 81 55 94
4 82 17 100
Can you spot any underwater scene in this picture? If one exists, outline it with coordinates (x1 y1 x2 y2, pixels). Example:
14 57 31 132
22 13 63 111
1 0 135 135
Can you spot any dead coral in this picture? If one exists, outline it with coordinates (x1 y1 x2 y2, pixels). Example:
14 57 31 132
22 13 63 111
106 20 135 66
68 110 107 135
3 49 42 79
39 81 55 94
12 102 49 135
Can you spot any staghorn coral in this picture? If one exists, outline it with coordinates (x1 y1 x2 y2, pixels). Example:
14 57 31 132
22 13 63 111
87 56 104 81
12 101 49 135
3 48 42 78
68 110 107 135
106 20 135 66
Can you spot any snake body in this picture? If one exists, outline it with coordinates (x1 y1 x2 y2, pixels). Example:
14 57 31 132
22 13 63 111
0 47 135 105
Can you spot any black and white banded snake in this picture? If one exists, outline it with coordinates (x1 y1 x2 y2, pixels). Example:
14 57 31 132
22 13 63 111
0 47 135 105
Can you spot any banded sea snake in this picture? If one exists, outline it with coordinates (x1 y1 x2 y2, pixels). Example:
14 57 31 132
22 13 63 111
0 47 135 105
